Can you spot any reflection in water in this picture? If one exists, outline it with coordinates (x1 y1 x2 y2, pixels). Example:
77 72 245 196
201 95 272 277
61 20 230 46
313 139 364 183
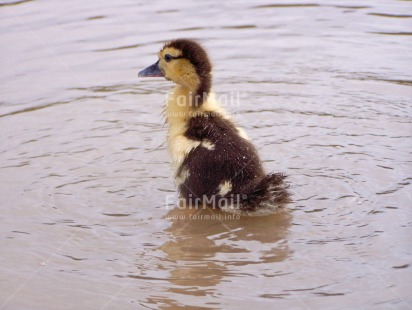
159 206 291 298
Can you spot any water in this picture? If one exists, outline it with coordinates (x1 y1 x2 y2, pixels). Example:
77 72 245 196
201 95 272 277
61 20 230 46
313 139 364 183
1 0 411 309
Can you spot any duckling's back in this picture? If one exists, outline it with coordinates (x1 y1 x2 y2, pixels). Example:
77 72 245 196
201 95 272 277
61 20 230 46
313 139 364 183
176 111 290 215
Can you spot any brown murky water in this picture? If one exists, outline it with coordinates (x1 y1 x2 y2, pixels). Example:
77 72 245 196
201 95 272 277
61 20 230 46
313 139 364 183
1 0 411 309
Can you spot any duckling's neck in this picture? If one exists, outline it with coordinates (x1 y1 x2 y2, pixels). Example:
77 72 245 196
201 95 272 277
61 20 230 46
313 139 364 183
165 85 226 128
165 85 193 126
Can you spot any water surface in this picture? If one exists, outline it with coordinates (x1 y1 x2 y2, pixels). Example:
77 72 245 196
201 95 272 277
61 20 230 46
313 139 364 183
1 0 411 309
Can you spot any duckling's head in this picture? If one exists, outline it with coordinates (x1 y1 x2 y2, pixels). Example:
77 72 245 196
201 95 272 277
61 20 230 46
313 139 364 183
139 39 212 106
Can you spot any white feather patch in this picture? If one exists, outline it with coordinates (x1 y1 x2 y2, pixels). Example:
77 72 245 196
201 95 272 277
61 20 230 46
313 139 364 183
218 180 232 196
201 139 215 150
168 135 200 168
176 168 190 186
236 126 249 140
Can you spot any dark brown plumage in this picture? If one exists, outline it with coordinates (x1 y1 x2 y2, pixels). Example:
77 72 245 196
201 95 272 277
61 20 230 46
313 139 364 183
177 111 290 215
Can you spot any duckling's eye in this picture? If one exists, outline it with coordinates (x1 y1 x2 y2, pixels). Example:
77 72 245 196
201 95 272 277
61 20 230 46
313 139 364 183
164 54 173 62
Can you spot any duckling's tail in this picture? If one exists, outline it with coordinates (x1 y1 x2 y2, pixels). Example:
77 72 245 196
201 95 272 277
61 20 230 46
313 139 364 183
237 173 291 216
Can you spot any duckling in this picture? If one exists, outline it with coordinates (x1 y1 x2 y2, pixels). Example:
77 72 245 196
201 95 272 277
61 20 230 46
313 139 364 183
138 39 291 216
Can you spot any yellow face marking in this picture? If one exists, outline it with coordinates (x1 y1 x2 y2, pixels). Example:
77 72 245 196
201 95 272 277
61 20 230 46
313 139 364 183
158 47 200 92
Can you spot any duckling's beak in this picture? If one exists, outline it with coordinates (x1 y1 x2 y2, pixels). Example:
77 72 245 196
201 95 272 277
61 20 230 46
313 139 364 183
138 60 164 77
